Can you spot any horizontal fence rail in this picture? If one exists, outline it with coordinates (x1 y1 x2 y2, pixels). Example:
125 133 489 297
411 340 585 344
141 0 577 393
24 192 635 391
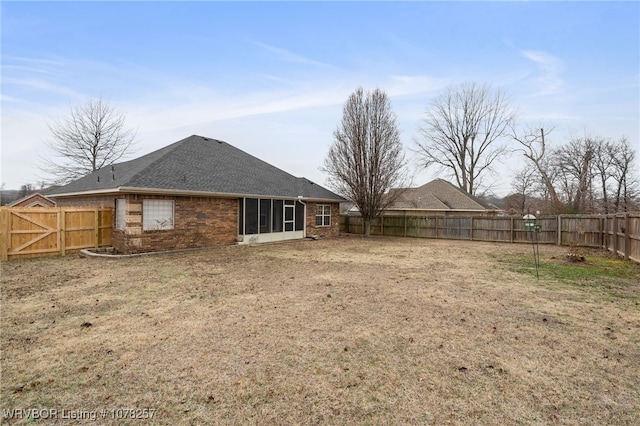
1 207 112 261
340 213 640 263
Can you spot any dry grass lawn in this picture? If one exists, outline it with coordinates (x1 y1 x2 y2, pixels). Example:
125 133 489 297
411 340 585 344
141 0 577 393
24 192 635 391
1 236 639 425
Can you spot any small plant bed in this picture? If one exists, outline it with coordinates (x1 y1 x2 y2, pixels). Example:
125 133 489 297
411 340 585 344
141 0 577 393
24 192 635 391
566 252 586 262
81 247 134 257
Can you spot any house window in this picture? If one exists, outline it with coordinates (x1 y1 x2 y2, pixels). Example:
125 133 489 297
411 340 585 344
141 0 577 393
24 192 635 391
316 205 331 226
115 199 126 230
143 199 174 230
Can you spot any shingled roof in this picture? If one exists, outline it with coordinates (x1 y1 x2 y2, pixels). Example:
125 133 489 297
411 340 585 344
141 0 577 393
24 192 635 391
387 179 499 212
48 135 344 202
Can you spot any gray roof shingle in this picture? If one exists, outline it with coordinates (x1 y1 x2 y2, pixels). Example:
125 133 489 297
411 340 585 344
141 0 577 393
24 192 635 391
48 135 344 202
388 179 498 211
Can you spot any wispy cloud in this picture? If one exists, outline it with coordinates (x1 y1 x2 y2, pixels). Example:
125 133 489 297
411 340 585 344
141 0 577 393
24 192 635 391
127 85 351 133
521 50 565 96
387 75 450 97
2 77 81 98
251 40 333 69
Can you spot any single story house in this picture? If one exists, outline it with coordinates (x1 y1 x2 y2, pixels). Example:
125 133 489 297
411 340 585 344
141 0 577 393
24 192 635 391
383 179 501 216
48 135 345 253
7 192 57 208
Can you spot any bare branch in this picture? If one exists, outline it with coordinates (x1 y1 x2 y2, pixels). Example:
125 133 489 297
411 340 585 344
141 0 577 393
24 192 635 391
414 82 515 195
39 97 137 185
322 87 410 236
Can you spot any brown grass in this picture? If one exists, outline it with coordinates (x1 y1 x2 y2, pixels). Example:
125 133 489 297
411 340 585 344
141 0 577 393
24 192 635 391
1 236 639 425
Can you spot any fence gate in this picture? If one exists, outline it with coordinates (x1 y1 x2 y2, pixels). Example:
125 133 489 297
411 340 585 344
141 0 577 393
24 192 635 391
0 207 112 260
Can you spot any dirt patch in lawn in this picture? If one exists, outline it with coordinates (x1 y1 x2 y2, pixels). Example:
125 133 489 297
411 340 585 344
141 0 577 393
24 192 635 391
2 236 639 425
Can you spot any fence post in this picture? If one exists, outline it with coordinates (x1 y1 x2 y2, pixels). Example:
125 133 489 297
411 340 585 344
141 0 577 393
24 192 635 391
59 208 66 256
1 208 9 261
94 207 100 248
404 214 407 237
510 216 514 243
557 215 562 246
469 216 474 241
624 213 630 261
612 215 618 255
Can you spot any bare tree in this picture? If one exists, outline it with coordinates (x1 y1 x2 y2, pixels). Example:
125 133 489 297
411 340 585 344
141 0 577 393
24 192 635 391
555 135 596 213
323 87 409 236
609 137 639 212
511 125 564 213
508 165 538 214
415 82 515 195
592 137 616 213
40 97 137 185
19 183 36 198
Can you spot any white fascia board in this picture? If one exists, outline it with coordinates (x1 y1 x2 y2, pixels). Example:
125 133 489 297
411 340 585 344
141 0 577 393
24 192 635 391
49 186 344 203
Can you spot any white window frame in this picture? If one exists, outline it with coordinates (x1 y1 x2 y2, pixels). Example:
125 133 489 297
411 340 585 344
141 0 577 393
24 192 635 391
143 199 174 231
115 198 126 230
315 204 331 227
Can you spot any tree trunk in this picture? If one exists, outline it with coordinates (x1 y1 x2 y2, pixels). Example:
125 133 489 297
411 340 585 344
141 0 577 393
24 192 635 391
364 219 371 237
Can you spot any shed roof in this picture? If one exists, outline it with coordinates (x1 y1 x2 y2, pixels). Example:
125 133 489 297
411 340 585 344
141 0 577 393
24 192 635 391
7 192 57 207
48 135 344 202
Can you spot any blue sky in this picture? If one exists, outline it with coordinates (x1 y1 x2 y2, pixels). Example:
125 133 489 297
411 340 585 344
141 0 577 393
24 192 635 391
2 1 639 196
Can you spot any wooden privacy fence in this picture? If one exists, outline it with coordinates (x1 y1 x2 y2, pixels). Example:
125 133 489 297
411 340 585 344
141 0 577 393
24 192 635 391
340 213 640 263
0 207 112 261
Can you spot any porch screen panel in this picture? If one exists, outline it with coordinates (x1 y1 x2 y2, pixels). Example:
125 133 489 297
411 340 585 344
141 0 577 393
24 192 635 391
245 198 258 235
284 200 294 232
272 200 283 232
260 199 271 234
295 201 305 231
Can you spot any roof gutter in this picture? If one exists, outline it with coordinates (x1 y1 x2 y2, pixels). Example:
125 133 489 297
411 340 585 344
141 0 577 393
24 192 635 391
48 186 344 203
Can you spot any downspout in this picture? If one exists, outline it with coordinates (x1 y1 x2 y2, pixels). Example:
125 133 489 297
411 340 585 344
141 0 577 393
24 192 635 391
297 196 306 238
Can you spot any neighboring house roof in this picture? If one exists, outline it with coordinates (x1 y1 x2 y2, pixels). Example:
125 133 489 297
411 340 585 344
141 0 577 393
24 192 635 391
7 192 57 207
387 179 499 212
48 135 345 202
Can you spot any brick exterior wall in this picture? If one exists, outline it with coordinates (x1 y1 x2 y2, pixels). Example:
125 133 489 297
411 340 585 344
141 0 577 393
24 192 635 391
54 195 117 208
55 194 237 253
53 194 341 253
134 195 238 253
305 201 340 238
118 195 238 253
